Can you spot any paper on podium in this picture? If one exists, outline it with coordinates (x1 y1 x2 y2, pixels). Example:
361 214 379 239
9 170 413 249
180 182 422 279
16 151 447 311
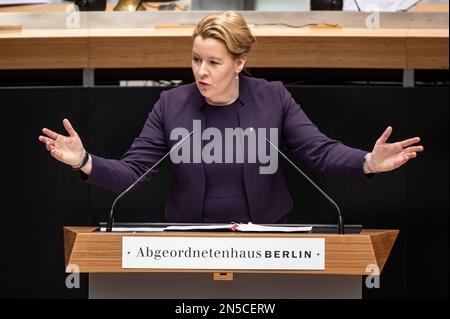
344 0 422 12
99 227 166 232
164 222 313 233
99 222 313 233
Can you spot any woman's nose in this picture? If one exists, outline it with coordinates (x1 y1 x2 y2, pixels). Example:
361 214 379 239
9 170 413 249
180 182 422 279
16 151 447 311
198 62 208 77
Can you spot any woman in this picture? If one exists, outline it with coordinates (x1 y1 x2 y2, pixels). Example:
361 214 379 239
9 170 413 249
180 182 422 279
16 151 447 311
38 11 423 224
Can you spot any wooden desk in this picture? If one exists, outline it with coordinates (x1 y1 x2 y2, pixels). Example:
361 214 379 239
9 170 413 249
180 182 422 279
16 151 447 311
64 226 398 298
0 10 448 70
0 26 447 69
65 226 398 275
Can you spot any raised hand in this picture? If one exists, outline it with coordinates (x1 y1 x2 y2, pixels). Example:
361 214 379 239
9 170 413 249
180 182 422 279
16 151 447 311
38 119 85 168
365 126 424 173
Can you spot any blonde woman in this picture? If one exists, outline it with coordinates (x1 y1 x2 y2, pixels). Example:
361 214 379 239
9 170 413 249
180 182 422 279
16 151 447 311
39 11 423 224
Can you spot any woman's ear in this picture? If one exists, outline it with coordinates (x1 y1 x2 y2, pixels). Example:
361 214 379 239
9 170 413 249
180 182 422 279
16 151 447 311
235 55 247 73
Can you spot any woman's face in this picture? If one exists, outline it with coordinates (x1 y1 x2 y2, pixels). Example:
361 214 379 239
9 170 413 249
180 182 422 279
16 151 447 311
192 36 245 105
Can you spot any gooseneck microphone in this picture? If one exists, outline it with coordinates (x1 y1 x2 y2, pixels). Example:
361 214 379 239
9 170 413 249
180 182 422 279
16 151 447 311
265 138 345 234
106 131 194 232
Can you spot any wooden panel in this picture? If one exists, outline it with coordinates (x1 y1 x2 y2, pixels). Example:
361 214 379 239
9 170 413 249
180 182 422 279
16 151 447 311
0 24 447 69
250 36 405 68
63 227 77 266
213 272 234 281
369 231 399 273
88 36 193 68
0 35 88 69
406 36 449 69
64 227 398 275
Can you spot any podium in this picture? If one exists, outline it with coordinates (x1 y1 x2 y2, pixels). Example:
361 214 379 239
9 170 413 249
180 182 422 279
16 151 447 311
64 227 398 299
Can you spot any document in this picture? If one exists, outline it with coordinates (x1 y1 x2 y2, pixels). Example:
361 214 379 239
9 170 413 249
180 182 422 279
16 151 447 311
344 0 422 12
99 227 166 232
99 223 312 233
164 222 313 233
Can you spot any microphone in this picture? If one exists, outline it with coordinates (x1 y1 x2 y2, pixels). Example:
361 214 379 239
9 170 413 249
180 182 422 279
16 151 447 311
265 138 345 234
106 131 194 232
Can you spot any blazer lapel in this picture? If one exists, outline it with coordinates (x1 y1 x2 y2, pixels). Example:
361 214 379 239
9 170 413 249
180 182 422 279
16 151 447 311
237 75 269 221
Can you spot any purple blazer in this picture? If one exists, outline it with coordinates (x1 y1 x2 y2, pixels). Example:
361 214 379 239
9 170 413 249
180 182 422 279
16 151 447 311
84 75 368 223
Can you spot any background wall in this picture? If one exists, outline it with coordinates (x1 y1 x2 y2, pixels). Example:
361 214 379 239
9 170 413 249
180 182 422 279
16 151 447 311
0 84 448 298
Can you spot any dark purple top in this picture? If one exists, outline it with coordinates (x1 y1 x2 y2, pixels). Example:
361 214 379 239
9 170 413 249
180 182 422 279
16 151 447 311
202 99 250 223
83 75 369 223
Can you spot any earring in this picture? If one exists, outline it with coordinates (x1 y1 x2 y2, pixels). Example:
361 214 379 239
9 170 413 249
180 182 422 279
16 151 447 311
236 74 239 80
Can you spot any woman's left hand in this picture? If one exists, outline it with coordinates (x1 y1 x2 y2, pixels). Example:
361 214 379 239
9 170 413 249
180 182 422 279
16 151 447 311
364 126 424 174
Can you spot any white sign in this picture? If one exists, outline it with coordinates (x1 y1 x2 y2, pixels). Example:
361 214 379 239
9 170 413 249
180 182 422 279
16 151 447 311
122 237 325 270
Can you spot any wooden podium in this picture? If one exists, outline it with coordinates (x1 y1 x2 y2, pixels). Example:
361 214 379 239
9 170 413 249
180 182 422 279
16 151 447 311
64 227 398 299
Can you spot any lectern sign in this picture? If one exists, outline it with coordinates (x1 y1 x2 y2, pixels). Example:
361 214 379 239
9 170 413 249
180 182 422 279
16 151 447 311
122 237 325 270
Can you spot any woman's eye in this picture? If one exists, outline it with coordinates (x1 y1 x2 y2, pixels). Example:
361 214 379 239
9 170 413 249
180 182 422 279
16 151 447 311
192 57 200 62
210 61 219 65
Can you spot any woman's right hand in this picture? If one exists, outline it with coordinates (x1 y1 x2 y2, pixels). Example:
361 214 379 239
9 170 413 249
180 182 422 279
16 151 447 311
38 119 85 168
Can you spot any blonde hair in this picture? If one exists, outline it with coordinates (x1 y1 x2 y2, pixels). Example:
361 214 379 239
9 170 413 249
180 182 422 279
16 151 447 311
193 11 256 59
